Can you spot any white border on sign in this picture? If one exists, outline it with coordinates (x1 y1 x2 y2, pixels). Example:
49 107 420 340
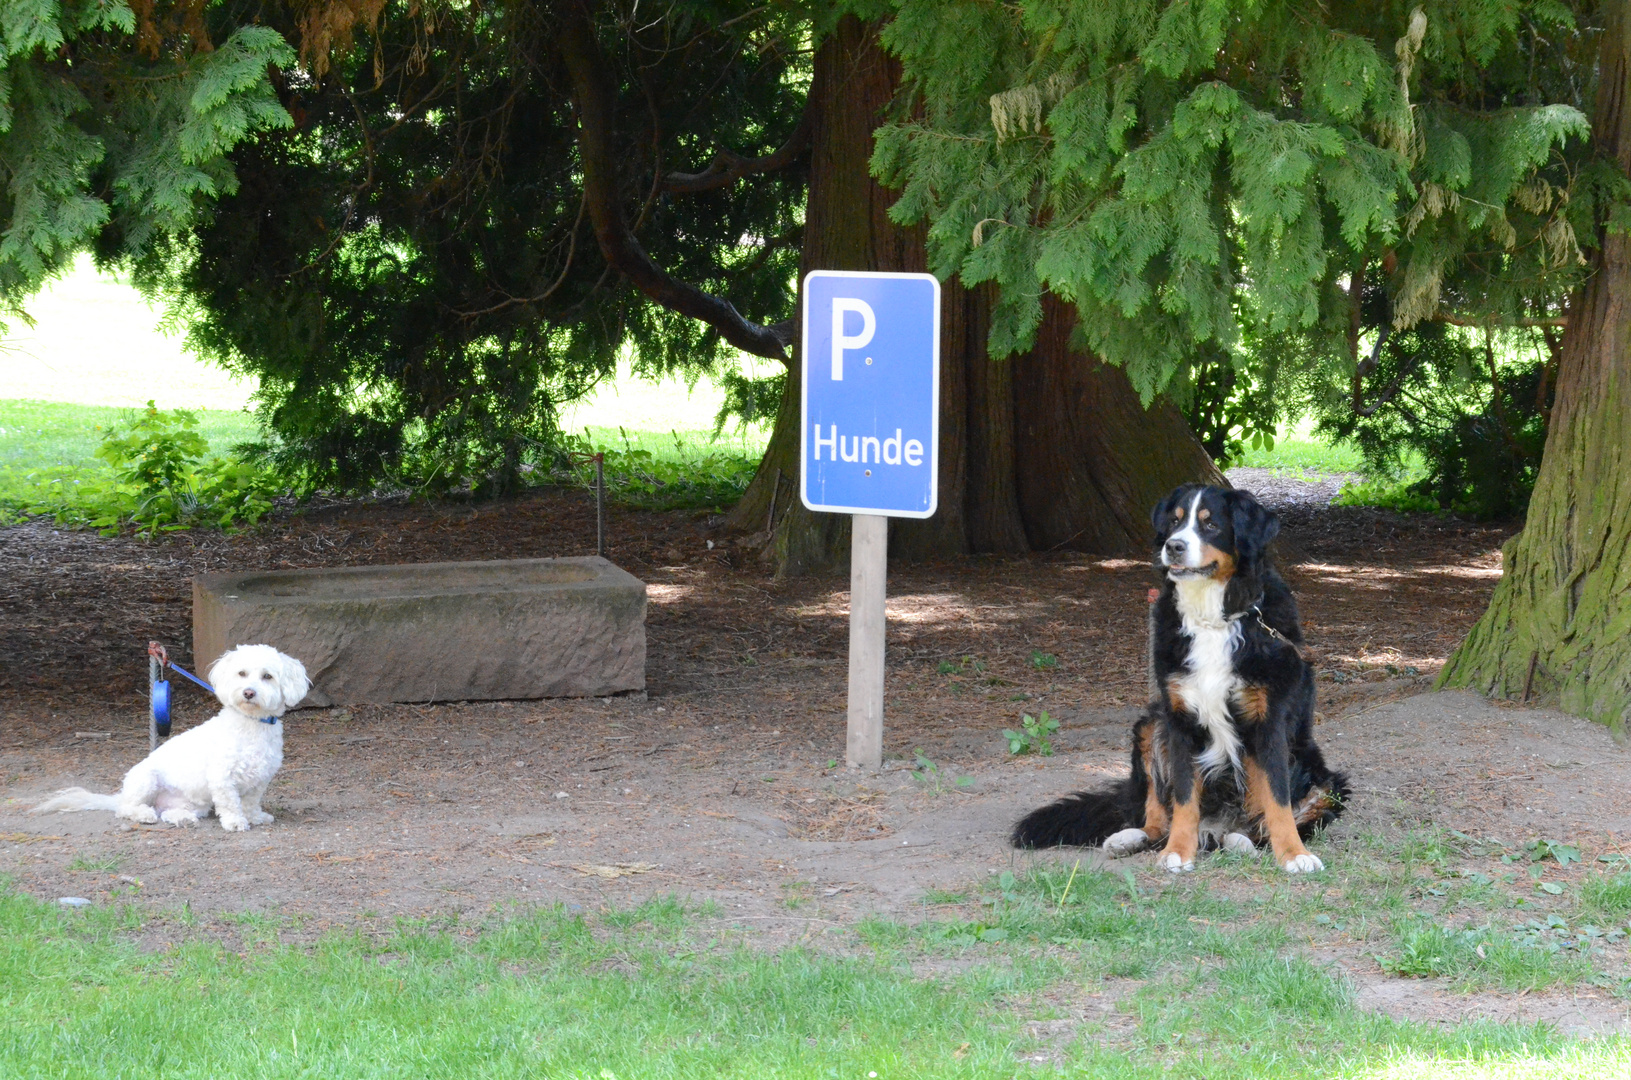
798 270 941 520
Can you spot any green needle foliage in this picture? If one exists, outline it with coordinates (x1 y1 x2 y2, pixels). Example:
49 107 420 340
876 0 1612 434
0 1 294 321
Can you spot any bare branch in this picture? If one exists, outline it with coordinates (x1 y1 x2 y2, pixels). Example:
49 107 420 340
556 0 792 361
1431 313 1568 328
662 108 812 195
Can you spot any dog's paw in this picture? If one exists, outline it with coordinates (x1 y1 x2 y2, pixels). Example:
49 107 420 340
121 805 159 824
1159 851 1195 874
1282 852 1325 874
1103 828 1152 856
159 808 199 826
249 811 274 825
219 815 251 833
1221 832 1257 855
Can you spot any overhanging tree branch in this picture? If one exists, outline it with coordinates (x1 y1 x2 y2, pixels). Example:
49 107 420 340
663 108 812 194
556 1 792 361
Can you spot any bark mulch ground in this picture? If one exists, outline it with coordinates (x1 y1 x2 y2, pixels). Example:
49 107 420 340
3 473 1628 1033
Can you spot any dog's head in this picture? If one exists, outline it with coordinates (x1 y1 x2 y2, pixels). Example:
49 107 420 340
1151 484 1279 608
207 644 311 720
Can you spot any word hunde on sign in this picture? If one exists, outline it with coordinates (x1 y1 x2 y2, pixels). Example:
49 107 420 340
800 270 940 519
812 426 924 467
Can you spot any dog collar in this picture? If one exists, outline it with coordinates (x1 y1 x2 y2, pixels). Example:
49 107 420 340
261 716 279 725
1236 601 1301 652
1224 591 1267 622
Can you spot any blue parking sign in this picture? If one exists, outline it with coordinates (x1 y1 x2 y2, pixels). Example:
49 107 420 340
800 270 940 518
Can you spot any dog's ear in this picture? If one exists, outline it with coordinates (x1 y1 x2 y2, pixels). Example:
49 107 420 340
206 650 237 690
1228 488 1279 569
276 654 311 708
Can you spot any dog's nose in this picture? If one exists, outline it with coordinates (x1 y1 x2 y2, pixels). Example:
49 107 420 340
242 688 256 701
1164 538 1187 561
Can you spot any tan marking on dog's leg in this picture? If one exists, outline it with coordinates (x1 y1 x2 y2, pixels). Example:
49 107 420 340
1138 722 1170 843
1233 685 1270 722
1294 786 1338 827
1159 780 1201 873
1245 759 1322 873
1164 677 1189 716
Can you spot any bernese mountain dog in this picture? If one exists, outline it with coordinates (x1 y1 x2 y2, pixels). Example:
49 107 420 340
1012 484 1349 874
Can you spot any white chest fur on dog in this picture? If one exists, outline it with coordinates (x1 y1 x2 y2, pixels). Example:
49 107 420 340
1172 577 1244 776
32 644 309 832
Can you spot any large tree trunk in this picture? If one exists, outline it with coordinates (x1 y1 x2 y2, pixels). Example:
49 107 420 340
725 17 1221 574
1012 295 1225 552
1438 5 1631 731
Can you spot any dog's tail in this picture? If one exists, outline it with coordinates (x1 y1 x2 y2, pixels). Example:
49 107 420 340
30 788 120 814
1011 779 1144 848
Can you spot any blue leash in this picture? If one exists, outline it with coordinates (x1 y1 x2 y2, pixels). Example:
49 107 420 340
167 661 214 693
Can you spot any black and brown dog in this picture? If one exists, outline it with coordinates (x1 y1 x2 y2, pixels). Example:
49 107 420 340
1012 484 1349 873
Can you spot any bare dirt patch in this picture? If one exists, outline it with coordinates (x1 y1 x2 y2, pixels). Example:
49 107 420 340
2 475 1627 1031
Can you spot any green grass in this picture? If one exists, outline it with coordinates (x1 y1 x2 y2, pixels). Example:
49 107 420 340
1383 920 1597 990
65 853 125 875
5 878 1626 1080
1234 434 1366 473
0 398 766 521
0 398 259 472
1581 873 1631 924
0 399 264 524
569 423 768 511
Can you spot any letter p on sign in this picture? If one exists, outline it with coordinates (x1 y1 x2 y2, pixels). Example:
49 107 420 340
830 298 875 380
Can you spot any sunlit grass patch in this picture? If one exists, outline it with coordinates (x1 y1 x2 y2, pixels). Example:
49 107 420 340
564 425 764 512
1382 919 1597 991
1350 1046 1631 1079
1580 873 1631 925
1234 434 1366 474
0 399 262 525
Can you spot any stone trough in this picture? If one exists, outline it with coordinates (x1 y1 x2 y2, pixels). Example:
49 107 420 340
193 557 646 706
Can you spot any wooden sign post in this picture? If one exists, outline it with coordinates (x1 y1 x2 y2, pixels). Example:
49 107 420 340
799 271 941 769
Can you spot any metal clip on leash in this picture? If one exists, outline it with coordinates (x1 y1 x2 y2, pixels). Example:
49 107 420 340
146 641 215 750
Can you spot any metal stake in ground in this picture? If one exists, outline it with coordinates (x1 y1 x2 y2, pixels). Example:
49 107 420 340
799 270 941 771
595 452 605 557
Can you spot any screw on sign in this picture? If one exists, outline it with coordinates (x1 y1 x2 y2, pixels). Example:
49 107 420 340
800 270 940 769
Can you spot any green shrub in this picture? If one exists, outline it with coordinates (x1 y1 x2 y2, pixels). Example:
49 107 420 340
1331 478 1441 515
560 428 759 512
1312 323 1550 520
29 403 281 534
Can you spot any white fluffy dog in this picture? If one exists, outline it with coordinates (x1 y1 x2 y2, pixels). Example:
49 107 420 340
33 644 310 831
